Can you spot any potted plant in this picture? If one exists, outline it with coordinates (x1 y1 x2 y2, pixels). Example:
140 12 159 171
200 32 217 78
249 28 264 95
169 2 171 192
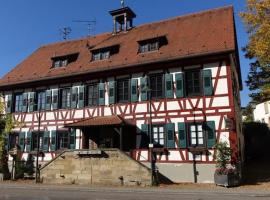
214 141 239 187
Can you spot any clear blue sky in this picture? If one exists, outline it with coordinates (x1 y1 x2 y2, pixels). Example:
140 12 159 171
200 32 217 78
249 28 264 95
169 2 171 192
0 0 250 106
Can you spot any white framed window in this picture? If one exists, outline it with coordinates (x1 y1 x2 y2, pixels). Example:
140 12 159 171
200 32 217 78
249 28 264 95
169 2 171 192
92 51 110 61
139 41 159 53
152 124 165 147
189 123 205 147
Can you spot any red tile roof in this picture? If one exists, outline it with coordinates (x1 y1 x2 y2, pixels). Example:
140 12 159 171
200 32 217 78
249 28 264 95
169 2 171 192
65 115 133 127
0 6 238 87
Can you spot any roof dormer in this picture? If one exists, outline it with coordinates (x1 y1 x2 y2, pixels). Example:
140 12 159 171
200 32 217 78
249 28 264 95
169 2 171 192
109 4 136 34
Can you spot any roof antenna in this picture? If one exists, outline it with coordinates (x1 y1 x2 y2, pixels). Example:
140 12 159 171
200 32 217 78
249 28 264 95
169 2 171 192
121 0 125 8
59 27 72 40
73 19 97 36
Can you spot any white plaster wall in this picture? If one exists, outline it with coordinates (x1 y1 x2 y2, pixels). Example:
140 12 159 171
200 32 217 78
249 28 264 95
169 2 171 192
254 101 270 126
215 78 228 95
211 97 229 107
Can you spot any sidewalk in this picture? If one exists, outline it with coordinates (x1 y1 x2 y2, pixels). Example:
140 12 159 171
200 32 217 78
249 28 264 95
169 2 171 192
1 180 270 195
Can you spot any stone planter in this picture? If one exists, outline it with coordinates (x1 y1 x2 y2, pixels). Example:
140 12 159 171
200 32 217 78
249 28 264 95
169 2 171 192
214 173 240 187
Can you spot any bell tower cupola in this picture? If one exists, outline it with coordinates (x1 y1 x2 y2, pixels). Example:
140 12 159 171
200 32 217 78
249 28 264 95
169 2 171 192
109 0 136 34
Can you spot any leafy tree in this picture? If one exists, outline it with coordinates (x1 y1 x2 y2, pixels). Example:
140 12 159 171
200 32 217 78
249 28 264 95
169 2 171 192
240 0 270 65
0 95 11 179
242 103 254 122
240 0 270 102
214 141 233 169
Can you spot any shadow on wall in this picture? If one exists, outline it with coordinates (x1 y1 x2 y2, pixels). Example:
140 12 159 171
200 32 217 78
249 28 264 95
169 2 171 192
242 122 270 185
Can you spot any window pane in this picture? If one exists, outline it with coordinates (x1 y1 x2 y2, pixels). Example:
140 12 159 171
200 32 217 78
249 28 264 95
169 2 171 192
62 59 68 66
159 139 164 145
191 132 196 138
198 138 204 144
189 123 205 147
58 132 69 149
186 70 201 96
93 53 100 61
61 88 71 108
150 74 163 99
198 131 203 137
191 139 197 145
54 61 60 68
117 79 129 102
190 125 196 131
88 84 98 106
37 91 46 110
15 94 23 112
152 125 165 147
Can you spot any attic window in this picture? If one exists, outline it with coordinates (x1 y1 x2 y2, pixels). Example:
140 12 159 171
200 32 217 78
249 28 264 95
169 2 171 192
138 36 168 53
139 41 159 53
51 53 79 68
92 50 110 61
91 45 119 61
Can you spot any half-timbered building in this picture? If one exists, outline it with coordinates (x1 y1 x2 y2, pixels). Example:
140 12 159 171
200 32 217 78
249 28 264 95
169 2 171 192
0 5 244 183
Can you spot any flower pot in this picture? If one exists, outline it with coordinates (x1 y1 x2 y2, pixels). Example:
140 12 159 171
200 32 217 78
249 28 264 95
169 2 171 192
214 173 240 187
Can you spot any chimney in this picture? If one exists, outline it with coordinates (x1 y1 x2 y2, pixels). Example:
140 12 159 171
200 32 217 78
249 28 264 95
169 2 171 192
109 6 136 34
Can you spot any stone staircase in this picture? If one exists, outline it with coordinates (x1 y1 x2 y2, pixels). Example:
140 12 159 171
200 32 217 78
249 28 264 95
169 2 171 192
40 149 152 186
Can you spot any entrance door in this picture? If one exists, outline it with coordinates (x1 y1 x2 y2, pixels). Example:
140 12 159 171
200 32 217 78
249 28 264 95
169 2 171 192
82 126 120 149
98 127 119 148
82 127 99 149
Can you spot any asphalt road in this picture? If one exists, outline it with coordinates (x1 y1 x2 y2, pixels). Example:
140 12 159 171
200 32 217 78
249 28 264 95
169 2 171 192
0 184 270 200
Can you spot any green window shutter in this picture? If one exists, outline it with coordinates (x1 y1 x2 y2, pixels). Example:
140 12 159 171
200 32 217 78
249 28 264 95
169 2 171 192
19 132 25 152
178 122 187 148
6 94 13 113
98 83 105 106
175 73 184 98
165 74 174 98
45 90 52 111
203 69 213 96
78 86 85 108
166 123 175 148
131 79 138 102
26 132 32 152
52 89 59 110
42 131 50 152
206 121 216 148
71 87 78 109
4 134 10 151
141 124 149 136
69 129 76 149
22 93 28 112
109 81 116 105
140 76 148 101
28 92 35 112
50 130 57 151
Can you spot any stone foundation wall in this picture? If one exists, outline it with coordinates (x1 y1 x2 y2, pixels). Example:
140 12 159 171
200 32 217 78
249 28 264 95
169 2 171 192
40 149 151 186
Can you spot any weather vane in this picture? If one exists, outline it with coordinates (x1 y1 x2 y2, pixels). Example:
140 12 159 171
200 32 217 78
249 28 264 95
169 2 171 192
121 0 125 8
